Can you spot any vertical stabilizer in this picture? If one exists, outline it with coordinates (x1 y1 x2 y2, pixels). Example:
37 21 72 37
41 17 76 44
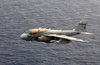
75 20 88 32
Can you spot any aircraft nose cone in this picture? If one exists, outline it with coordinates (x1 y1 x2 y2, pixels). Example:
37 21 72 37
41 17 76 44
20 33 28 40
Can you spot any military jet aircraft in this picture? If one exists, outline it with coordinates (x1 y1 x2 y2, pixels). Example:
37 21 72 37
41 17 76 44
20 20 92 44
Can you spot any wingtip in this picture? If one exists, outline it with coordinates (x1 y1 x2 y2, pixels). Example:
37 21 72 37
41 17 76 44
83 40 89 42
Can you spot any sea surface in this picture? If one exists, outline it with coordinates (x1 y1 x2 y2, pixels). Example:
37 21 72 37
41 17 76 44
0 0 100 65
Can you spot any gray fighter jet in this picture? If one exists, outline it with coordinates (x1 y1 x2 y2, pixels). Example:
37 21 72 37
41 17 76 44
20 21 93 44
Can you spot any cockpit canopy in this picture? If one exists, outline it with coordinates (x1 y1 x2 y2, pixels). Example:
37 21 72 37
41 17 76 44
26 29 45 34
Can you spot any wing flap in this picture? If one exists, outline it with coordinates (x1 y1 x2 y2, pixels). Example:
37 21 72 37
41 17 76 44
45 34 88 42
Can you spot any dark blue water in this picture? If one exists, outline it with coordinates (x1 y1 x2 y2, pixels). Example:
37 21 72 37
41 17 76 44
0 0 100 65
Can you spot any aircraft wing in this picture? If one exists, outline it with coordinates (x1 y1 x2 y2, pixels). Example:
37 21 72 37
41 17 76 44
45 34 88 42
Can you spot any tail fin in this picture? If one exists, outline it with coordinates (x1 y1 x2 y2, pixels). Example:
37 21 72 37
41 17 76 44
75 20 88 32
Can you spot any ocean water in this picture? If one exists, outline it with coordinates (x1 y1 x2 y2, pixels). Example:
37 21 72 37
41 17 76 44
0 0 100 65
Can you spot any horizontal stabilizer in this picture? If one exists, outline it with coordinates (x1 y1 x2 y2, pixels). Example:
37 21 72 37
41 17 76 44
80 32 93 35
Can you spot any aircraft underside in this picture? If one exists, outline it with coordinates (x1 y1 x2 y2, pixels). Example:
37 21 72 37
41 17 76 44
36 36 72 44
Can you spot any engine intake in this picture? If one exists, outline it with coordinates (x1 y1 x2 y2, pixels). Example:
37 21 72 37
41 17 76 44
37 36 51 42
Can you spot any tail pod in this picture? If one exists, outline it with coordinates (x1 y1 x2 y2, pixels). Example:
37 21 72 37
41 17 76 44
75 20 88 32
